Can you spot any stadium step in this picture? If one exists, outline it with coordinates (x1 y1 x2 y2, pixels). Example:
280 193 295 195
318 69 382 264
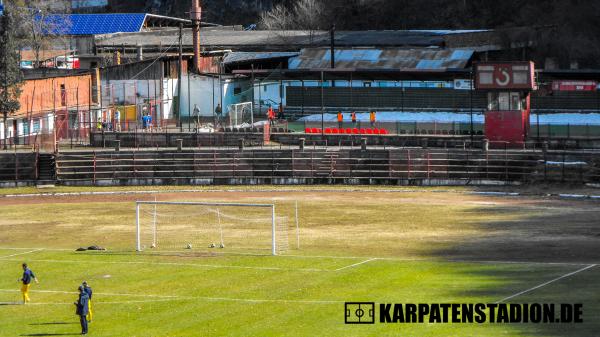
38 153 56 181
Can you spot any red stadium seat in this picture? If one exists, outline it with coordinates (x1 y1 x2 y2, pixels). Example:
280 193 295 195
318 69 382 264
366 129 373 135
338 128 345 134
305 127 311 134
311 128 319 134
352 128 359 134
332 128 339 134
324 128 332 134
346 128 352 134
380 129 389 135
360 129 367 134
373 129 380 135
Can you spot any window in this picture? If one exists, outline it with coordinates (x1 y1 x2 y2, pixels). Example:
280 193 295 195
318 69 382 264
234 87 242 95
22 119 29 135
363 82 372 87
510 92 521 110
60 84 67 106
498 92 510 110
33 119 41 133
69 111 79 129
487 92 499 111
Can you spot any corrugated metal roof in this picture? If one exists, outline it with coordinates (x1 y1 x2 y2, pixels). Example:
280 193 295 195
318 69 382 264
95 29 448 50
223 52 300 64
410 29 490 35
43 13 147 35
288 48 474 71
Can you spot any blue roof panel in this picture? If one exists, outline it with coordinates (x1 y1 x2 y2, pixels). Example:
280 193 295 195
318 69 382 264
42 14 147 35
416 60 444 69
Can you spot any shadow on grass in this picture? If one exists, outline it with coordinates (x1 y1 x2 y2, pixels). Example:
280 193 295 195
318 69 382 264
427 199 600 337
29 322 77 326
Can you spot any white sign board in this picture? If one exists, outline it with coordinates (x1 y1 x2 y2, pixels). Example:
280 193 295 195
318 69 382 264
454 79 473 90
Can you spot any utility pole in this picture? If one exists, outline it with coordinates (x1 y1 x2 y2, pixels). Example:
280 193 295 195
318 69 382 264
330 24 335 69
177 23 183 131
330 24 335 88
321 71 324 136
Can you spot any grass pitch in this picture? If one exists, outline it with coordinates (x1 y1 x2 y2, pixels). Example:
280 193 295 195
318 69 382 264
0 187 598 336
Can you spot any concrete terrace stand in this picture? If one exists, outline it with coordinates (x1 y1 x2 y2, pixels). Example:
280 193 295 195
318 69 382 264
53 147 600 186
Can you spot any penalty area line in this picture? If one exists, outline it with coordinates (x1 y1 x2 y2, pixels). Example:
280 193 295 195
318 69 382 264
0 289 341 305
334 258 378 271
0 258 330 272
0 249 44 259
496 264 597 304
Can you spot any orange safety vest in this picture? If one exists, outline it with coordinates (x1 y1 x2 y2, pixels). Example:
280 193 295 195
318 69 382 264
370 112 376 122
268 108 275 119
337 112 343 122
351 112 356 122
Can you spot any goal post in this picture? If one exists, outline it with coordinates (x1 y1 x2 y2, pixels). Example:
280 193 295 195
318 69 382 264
135 201 278 255
227 102 254 127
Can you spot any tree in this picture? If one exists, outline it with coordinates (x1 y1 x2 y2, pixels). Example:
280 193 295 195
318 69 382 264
11 0 71 68
0 9 24 150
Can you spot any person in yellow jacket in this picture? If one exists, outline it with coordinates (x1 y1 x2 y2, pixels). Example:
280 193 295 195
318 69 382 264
18 263 39 304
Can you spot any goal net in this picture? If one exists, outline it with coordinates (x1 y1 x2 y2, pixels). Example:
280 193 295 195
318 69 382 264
135 201 290 255
227 102 254 128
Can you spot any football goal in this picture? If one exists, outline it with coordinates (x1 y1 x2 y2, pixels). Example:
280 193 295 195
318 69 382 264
227 102 254 127
135 201 291 255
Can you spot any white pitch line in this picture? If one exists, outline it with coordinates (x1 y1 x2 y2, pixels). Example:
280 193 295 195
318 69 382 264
0 248 594 267
496 264 597 304
334 258 378 271
0 289 177 298
0 249 44 259
0 258 329 272
0 247 73 251
0 289 340 305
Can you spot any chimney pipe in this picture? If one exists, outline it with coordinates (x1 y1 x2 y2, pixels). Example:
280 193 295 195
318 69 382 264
191 0 202 72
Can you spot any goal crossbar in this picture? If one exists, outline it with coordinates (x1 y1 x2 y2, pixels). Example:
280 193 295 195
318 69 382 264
135 201 277 255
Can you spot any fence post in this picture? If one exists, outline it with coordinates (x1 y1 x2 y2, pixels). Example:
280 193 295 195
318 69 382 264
92 151 96 185
407 149 411 180
299 138 305 151
292 149 295 177
504 148 508 182
14 152 18 181
35 150 39 180
361 138 367 151
426 150 430 180
562 149 566 182
543 141 548 182
114 140 121 152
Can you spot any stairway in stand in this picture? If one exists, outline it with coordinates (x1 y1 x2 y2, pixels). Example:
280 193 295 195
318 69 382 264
37 153 56 184
315 152 339 178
